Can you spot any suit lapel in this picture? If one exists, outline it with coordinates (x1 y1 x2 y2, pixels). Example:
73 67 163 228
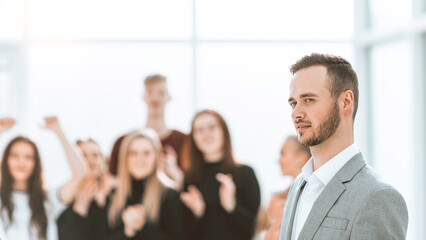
280 176 306 240
297 153 366 240
297 178 346 239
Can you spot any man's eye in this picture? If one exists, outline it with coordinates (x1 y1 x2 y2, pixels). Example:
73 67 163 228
305 98 313 102
289 102 296 107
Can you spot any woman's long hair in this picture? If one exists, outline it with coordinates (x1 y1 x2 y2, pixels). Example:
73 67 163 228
108 129 166 226
182 110 238 184
0 136 47 240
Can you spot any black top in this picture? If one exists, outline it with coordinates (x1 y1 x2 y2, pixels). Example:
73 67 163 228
57 178 184 240
183 162 261 240
57 200 102 240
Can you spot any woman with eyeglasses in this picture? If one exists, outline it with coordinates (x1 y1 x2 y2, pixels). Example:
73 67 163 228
180 110 261 240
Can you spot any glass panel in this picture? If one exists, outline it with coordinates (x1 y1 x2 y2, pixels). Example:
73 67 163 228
28 0 193 40
0 0 25 40
0 73 14 116
197 0 353 40
197 43 353 199
368 0 411 30
27 43 193 186
369 39 415 239
0 50 17 117
0 52 11 71
0 69 18 154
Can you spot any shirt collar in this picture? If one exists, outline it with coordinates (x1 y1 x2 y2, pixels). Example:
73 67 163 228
301 142 359 185
301 157 314 182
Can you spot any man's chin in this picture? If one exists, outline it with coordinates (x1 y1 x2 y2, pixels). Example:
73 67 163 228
298 136 318 147
298 134 309 145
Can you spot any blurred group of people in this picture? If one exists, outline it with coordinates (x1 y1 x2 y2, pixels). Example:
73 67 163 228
0 74 294 240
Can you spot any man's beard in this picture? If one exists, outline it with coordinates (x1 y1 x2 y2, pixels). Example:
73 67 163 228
299 101 341 147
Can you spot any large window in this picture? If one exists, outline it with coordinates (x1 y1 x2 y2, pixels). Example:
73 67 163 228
0 1 355 197
357 0 426 239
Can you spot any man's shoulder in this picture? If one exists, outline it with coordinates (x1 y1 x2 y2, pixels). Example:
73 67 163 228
345 165 408 238
336 153 400 196
335 163 406 216
349 164 398 194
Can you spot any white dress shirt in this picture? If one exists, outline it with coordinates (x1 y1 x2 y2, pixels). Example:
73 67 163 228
291 143 359 240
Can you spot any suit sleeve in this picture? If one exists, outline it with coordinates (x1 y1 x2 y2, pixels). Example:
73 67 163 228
350 187 408 240
226 166 261 239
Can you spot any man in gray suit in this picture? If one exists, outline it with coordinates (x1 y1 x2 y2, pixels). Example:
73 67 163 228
279 53 408 240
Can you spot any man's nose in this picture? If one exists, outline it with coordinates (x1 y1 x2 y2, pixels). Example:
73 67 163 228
291 104 305 121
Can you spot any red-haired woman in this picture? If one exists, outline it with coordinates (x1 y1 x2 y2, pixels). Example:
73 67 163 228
180 110 261 240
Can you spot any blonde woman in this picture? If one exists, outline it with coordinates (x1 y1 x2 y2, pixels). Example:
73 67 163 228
61 129 184 240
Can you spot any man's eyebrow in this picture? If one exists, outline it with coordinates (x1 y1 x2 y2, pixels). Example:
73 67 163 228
288 93 319 102
300 93 319 98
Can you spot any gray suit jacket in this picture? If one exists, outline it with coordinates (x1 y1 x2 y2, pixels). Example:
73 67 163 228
279 153 408 240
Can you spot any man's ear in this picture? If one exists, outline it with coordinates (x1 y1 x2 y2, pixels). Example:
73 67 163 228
341 90 354 115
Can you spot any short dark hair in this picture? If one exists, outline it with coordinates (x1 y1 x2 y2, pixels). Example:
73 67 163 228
290 53 359 120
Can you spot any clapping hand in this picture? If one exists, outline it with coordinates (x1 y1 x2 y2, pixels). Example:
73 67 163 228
216 173 236 213
180 185 206 218
122 204 146 237
161 145 184 189
73 175 98 217
95 173 117 207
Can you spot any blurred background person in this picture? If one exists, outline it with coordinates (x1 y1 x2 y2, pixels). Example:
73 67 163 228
256 135 310 240
51 117 116 240
76 138 107 174
109 74 187 189
180 110 260 240
59 129 184 240
0 117 86 240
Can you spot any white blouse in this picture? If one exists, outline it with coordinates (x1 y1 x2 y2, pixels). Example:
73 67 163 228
0 188 66 240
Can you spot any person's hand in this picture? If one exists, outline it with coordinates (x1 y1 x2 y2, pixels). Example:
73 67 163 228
216 173 236 213
161 145 184 189
0 117 16 133
122 204 146 237
180 185 206 218
73 176 98 216
262 218 282 240
42 116 62 133
95 173 117 207
266 195 286 224
262 196 286 240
